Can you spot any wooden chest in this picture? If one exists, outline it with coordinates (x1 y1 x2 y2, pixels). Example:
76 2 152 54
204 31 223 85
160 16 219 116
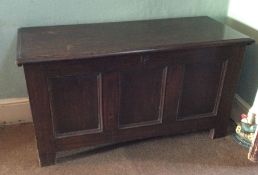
17 16 254 166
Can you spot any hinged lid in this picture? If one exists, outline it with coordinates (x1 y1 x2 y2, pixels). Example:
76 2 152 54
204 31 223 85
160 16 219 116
17 16 255 66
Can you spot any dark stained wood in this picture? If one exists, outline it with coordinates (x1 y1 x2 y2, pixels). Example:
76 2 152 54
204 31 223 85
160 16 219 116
23 64 56 166
17 16 254 65
118 66 166 128
48 73 102 136
163 64 185 123
177 61 225 119
210 46 246 139
18 17 254 166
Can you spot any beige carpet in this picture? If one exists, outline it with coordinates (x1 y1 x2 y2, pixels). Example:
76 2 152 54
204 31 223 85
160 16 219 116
0 123 257 175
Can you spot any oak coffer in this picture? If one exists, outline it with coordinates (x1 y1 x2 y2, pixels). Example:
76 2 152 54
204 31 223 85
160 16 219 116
17 16 254 166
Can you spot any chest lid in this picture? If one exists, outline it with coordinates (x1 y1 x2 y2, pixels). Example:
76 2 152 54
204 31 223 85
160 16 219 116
17 16 254 66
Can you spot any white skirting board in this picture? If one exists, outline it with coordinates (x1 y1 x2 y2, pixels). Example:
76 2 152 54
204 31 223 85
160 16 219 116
0 98 32 125
231 94 251 123
0 94 251 126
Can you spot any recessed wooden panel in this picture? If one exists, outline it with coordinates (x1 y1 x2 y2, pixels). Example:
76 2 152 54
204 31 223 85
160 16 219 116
118 67 167 129
163 64 185 122
177 62 225 119
48 73 102 137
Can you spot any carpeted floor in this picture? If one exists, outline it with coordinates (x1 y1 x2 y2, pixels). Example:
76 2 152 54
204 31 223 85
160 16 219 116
0 123 257 175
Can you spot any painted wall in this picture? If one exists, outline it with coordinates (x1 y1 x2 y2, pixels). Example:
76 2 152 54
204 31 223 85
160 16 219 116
237 42 258 105
0 0 229 99
227 0 258 105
